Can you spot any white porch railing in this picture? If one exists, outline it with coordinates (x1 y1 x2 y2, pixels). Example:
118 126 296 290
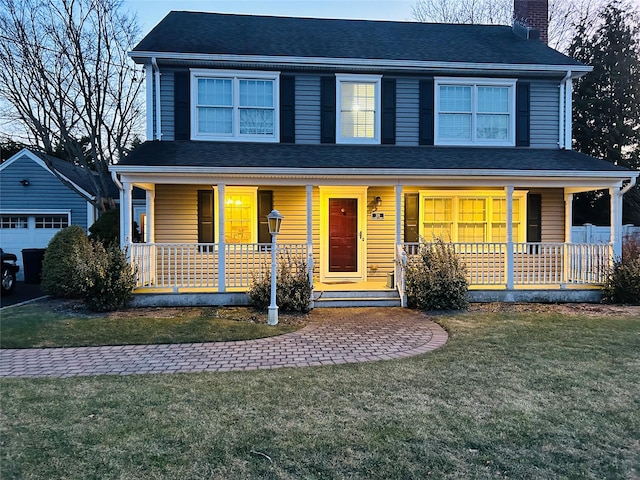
398 242 612 289
130 243 308 290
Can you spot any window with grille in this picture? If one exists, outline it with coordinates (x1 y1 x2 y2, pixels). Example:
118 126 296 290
35 215 69 229
435 78 516 146
420 191 526 243
0 216 28 228
192 70 279 141
336 74 381 144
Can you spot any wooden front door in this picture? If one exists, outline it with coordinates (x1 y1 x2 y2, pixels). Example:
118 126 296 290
329 198 358 272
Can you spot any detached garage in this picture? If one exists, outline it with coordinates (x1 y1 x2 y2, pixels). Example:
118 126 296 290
0 149 97 281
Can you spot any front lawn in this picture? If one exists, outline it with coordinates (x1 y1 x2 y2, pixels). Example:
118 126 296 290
1 306 639 478
0 301 303 348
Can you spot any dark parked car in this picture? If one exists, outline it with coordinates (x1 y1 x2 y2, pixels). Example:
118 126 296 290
1 248 20 295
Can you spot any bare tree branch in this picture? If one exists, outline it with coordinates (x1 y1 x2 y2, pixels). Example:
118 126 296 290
0 0 144 210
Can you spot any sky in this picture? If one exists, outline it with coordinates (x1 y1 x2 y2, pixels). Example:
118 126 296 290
123 0 418 32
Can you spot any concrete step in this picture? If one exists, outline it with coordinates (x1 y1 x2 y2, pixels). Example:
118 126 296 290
316 289 398 299
313 290 401 308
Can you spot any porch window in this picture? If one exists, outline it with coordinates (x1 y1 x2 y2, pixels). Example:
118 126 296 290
191 70 279 142
435 78 516 146
419 190 526 243
224 187 258 244
336 74 381 144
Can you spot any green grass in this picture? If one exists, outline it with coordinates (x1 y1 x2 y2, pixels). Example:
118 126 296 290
1 310 639 479
0 303 301 348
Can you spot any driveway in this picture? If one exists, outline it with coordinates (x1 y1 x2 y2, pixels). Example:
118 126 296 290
0 282 46 308
0 308 448 378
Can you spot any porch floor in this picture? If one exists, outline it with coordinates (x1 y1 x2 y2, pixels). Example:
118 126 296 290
314 280 393 292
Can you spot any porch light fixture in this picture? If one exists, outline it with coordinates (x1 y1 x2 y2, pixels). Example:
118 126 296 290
267 209 284 325
20 179 29 187
373 196 382 211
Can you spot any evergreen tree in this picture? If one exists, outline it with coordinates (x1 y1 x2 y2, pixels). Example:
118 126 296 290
568 1 640 225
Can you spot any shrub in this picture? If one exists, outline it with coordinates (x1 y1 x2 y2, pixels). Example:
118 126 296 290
88 208 120 245
78 241 137 312
89 209 141 245
405 238 469 311
248 250 312 312
602 234 640 305
41 225 92 298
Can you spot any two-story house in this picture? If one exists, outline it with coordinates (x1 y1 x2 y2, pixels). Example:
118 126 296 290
111 0 638 307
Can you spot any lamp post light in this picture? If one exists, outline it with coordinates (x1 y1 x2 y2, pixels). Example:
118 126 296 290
267 209 283 326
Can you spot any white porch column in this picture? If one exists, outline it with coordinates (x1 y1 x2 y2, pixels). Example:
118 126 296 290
217 183 226 292
395 185 403 246
505 185 514 290
610 187 623 258
306 185 314 287
146 188 155 243
564 192 573 243
121 181 133 250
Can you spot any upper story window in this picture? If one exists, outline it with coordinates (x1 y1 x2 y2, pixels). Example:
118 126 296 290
434 78 516 146
336 74 381 144
191 70 279 142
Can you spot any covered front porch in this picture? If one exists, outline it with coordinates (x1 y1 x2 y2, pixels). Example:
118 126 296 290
128 239 611 306
111 143 637 306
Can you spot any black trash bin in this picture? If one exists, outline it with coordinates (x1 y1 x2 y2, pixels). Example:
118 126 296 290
22 248 46 284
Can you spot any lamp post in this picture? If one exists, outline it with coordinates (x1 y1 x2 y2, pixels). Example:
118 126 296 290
267 209 283 325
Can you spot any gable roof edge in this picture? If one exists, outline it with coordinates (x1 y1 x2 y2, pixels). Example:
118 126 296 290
1 148 96 201
130 51 592 77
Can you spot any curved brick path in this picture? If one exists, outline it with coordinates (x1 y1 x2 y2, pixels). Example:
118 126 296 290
0 308 447 378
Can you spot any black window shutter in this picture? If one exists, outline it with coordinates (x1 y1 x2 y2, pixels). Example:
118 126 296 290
382 78 396 145
280 76 295 143
516 82 530 147
527 193 542 242
197 190 215 244
404 193 420 243
320 76 336 144
257 190 274 244
174 70 191 140
419 79 434 145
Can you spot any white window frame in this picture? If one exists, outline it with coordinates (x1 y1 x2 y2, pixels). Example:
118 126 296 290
418 190 527 243
190 69 280 142
335 74 382 145
214 186 259 244
434 77 517 147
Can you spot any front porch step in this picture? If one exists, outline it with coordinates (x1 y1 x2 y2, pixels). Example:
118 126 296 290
313 289 401 308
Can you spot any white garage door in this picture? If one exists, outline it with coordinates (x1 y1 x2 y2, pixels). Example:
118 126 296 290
0 212 70 281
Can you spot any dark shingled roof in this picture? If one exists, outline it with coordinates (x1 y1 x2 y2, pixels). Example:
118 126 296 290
118 141 630 174
132 11 583 67
30 151 145 199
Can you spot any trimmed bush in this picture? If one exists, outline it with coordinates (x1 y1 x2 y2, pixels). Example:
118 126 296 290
78 241 136 312
88 209 119 245
41 225 92 298
405 238 469 311
602 234 640 305
248 250 312 312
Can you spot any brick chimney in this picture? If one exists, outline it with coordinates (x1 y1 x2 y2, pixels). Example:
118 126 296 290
514 0 548 43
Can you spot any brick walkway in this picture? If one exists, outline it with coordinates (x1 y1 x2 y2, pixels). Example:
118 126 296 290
0 308 447 378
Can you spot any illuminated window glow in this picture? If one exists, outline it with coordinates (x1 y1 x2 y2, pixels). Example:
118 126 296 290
419 191 526 243
336 74 381 144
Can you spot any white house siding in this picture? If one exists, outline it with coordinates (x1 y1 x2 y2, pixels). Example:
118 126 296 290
295 75 322 144
530 81 560 149
160 70 175 141
396 79 420 146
